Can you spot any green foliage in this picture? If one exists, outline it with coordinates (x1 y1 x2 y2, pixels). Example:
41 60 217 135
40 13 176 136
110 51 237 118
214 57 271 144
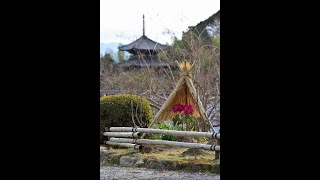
118 50 125 62
153 122 177 141
161 134 176 141
212 35 220 48
169 36 188 61
173 114 199 132
100 94 153 143
101 52 114 70
155 122 170 129
103 51 114 62
199 137 210 142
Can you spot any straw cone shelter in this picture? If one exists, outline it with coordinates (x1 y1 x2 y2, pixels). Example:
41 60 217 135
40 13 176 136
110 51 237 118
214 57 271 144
147 60 214 131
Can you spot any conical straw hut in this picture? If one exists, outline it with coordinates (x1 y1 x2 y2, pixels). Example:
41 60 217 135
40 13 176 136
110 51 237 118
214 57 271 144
146 60 214 133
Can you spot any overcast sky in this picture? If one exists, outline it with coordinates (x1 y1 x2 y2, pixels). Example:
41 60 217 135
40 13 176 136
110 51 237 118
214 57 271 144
100 0 220 45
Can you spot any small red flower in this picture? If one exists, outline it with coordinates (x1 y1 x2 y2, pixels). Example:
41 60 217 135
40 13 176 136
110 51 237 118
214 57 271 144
183 105 194 115
172 104 194 115
177 104 184 112
172 104 180 113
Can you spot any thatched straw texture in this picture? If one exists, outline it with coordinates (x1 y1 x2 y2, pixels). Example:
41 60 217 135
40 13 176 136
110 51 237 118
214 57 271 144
154 61 211 127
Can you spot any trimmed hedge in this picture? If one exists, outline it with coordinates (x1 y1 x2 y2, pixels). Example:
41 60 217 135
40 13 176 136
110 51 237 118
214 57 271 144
100 94 153 143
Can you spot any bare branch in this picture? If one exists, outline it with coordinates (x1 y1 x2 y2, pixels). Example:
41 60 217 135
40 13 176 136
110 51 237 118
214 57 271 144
131 100 137 127
207 97 220 119
149 103 161 110
146 97 163 107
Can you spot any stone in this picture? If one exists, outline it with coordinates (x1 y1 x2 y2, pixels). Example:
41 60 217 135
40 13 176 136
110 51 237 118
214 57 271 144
134 158 145 167
119 155 143 167
100 150 114 162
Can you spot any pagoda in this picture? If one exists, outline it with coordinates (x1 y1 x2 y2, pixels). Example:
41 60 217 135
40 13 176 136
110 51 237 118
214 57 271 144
118 15 171 64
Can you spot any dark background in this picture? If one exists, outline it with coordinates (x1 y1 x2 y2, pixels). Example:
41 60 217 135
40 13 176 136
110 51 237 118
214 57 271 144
1 1 319 179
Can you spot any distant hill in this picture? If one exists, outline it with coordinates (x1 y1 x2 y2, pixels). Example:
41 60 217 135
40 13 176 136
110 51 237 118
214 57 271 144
186 10 220 38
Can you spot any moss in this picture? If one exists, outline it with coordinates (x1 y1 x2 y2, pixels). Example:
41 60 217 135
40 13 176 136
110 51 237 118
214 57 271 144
203 170 212 174
139 146 217 165
101 146 220 174
101 154 122 165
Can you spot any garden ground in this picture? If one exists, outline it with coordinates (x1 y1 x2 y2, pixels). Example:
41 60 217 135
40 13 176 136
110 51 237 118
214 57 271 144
100 165 220 180
100 144 220 174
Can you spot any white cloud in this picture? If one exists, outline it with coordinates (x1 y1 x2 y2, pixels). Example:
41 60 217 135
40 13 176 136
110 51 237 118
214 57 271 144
100 0 220 44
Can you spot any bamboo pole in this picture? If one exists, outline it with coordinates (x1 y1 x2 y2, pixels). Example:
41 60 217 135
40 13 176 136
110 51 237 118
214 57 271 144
110 138 220 151
109 127 220 139
103 132 141 138
104 141 141 150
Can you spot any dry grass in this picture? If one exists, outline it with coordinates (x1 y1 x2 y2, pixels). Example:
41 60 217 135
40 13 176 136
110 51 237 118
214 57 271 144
101 68 179 93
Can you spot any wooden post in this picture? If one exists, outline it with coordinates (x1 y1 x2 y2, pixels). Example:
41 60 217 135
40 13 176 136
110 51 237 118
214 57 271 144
214 129 220 159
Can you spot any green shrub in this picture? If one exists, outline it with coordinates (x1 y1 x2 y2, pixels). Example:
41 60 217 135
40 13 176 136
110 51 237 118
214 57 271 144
100 94 153 143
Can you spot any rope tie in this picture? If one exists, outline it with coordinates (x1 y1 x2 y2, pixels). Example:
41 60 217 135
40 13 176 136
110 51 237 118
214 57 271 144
210 145 217 151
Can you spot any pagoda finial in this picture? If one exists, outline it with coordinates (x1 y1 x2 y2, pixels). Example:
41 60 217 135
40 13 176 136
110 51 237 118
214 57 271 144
143 14 145 36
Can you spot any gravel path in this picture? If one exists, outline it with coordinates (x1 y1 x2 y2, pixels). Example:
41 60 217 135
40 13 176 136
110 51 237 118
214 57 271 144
100 166 220 180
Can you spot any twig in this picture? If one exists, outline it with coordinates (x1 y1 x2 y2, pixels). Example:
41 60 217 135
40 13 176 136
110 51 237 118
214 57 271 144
207 97 220 119
149 103 161 110
146 97 163 107
135 100 142 127
131 100 137 127
151 92 167 101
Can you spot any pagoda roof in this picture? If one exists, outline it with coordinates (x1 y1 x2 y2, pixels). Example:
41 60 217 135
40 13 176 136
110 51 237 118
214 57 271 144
118 35 170 54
